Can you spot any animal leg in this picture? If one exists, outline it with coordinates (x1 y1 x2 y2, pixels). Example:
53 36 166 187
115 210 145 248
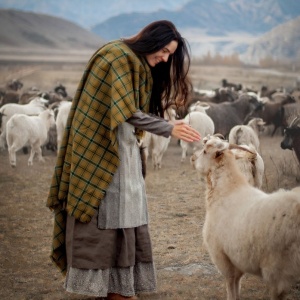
28 147 35 166
211 251 243 300
151 152 158 169
180 141 188 162
35 145 45 162
8 146 17 168
225 272 243 300
0 132 6 150
157 152 163 169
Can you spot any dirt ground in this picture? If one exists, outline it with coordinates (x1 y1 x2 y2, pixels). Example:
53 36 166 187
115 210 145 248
1 58 300 300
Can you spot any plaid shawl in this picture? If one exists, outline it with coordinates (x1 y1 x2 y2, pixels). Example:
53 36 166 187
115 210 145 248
46 40 153 274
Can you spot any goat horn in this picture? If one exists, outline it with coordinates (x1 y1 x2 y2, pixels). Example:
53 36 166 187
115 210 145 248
228 144 256 154
291 116 300 128
213 133 225 140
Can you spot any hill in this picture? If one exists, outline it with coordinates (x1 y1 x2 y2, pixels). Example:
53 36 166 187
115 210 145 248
0 9 105 52
241 16 300 65
91 0 300 40
90 0 300 63
0 0 190 29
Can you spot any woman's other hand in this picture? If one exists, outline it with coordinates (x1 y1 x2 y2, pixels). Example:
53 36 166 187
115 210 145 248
169 120 201 142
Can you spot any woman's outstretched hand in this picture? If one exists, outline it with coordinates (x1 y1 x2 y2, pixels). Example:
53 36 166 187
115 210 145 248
169 120 201 142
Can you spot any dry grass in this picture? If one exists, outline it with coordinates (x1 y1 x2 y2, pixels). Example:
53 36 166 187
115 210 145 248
0 57 300 299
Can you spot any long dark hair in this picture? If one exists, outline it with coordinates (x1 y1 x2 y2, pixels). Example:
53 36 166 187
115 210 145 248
122 20 192 117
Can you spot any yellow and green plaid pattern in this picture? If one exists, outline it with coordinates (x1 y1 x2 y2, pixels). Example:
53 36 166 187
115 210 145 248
46 41 153 273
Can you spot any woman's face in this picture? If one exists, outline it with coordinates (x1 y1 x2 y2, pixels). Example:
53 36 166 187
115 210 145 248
146 40 178 67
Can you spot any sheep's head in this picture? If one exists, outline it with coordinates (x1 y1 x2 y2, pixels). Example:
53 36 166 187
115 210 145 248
189 101 210 113
247 117 266 133
281 116 300 150
191 134 258 180
191 135 228 175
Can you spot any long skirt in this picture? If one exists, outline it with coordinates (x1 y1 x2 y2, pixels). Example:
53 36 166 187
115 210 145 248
64 212 157 297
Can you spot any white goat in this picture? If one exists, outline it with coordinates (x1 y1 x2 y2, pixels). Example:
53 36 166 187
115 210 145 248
191 135 300 300
0 97 48 150
192 135 264 188
180 109 214 162
55 100 72 152
228 117 265 151
142 107 176 169
6 109 55 167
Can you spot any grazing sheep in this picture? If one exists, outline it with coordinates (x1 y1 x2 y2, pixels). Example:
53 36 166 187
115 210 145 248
0 97 48 150
191 135 300 300
193 87 238 103
6 79 23 91
222 78 243 91
0 90 20 107
246 94 295 136
193 94 261 137
180 110 214 162
19 90 42 104
228 117 265 151
6 109 55 167
281 115 300 165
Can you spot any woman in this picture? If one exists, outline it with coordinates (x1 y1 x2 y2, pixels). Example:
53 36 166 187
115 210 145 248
46 20 201 300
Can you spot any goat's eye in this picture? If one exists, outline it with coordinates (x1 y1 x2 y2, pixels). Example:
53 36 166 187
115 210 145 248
204 150 207 154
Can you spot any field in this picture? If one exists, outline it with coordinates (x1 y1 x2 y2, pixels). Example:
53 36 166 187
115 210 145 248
0 53 300 300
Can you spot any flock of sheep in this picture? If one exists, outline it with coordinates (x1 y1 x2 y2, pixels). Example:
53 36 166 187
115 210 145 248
0 79 71 167
1 78 300 299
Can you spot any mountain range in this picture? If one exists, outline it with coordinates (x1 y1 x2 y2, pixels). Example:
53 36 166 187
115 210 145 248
0 0 190 29
91 0 300 39
0 0 299 65
0 9 104 51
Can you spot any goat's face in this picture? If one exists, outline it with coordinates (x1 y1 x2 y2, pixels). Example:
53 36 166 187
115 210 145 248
281 116 300 150
30 97 49 108
281 128 294 150
190 135 228 175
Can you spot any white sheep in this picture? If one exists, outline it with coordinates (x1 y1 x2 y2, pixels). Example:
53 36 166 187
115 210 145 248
6 109 56 167
191 135 300 300
228 117 265 151
0 96 48 150
142 106 176 169
180 109 214 162
192 135 264 188
55 100 72 152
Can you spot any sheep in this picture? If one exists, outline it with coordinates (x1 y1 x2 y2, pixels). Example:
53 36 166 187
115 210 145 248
142 106 176 169
228 117 266 151
281 102 300 129
281 115 300 166
192 135 264 188
54 82 68 98
222 78 243 91
55 100 72 152
6 109 56 167
190 135 300 300
193 87 238 103
0 90 20 107
180 109 214 162
246 94 295 136
19 90 42 104
0 97 48 150
190 94 261 137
